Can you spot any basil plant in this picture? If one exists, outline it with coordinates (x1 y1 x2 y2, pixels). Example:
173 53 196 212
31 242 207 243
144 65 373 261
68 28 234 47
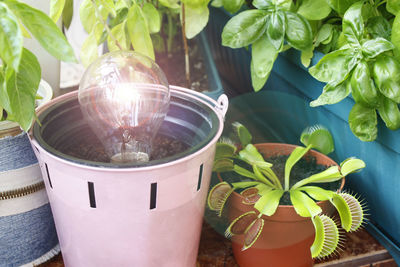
208 122 367 258
0 0 76 131
216 0 400 141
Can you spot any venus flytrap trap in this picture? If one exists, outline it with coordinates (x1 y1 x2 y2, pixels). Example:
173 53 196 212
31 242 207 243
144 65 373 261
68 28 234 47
208 122 367 258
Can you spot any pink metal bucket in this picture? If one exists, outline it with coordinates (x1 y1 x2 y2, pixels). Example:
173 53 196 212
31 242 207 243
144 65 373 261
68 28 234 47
29 87 227 267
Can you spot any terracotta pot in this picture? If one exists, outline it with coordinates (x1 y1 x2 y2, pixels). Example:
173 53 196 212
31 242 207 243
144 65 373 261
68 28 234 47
225 143 344 267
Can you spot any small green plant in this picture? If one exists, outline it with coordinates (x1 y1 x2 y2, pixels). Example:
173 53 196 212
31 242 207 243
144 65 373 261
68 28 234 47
0 0 76 131
54 0 212 85
208 122 367 258
215 0 400 142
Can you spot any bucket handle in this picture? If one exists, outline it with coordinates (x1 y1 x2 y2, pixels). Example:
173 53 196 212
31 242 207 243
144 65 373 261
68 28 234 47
170 86 229 118
216 94 229 118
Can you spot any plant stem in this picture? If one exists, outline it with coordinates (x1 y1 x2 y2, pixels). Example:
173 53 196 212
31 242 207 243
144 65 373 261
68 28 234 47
166 11 174 53
181 3 191 88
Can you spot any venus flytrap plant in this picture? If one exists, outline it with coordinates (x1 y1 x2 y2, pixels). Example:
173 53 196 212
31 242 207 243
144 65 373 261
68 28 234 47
208 122 367 258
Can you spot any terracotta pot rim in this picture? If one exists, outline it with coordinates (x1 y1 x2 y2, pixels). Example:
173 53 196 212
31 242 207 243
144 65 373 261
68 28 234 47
218 142 345 209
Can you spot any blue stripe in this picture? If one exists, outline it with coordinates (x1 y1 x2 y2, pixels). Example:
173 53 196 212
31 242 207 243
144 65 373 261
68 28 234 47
0 204 58 267
0 133 38 172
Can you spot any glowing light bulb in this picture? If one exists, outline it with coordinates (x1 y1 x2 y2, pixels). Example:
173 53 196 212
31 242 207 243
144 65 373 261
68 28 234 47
78 51 170 164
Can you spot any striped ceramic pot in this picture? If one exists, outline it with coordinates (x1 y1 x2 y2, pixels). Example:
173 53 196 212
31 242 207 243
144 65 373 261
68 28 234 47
0 80 59 267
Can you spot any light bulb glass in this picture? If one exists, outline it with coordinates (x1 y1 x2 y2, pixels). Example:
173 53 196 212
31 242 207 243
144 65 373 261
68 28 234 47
78 51 170 164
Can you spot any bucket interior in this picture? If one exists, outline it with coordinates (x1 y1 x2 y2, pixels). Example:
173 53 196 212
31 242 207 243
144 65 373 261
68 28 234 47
33 89 220 168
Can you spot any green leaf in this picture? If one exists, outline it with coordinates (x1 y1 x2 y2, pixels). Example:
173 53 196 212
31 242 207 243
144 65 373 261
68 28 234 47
362 38 395 59
309 48 358 84
300 125 334 155
340 158 366 176
254 189 284 216
222 0 244 14
342 1 363 44
0 2 22 71
211 0 223 8
331 193 352 231
351 61 379 108
251 35 278 79
239 144 268 166
109 7 128 28
256 183 273 195
373 55 400 103
284 146 311 190
5 0 76 63
259 166 282 189
62 0 73 29
232 122 252 147
80 23 102 67
80 0 96 33
5 48 41 131
0 68 11 113
291 166 343 190
315 24 333 47
107 22 129 52
127 4 154 60
18 20 30 38
184 1 210 39
267 11 285 50
250 60 269 92
252 0 274 10
50 0 65 23
284 11 312 51
301 46 313 68
290 190 322 217
142 3 160 34
213 158 234 172
378 96 400 130
348 103 377 142
387 0 400 15
310 80 351 107
221 9 269 48
232 181 260 189
234 165 258 180
392 12 400 61
361 2 375 22
99 0 116 17
253 164 275 187
297 0 331 21
159 0 180 9
298 186 334 201
367 16 391 40
325 0 359 15
182 0 209 8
